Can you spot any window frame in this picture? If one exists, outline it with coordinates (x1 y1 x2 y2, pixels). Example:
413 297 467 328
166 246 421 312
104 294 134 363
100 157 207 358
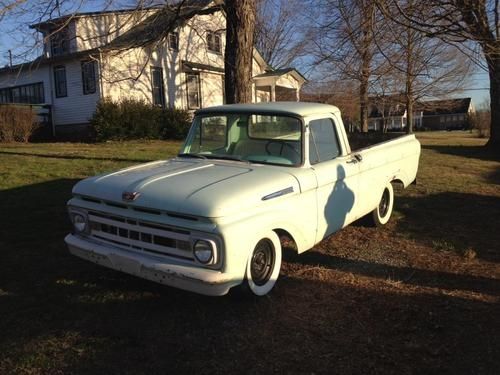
0 82 45 104
186 73 201 109
308 117 342 165
151 66 166 107
207 31 222 54
53 65 67 98
169 31 179 51
50 28 70 56
81 60 97 95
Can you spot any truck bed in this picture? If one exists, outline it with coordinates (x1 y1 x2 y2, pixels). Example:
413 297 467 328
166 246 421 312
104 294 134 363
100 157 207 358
347 132 407 152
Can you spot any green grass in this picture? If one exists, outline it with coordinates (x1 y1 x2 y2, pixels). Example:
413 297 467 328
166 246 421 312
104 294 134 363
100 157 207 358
0 132 499 374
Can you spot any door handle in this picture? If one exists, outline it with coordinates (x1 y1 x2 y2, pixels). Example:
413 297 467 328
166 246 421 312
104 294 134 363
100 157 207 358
346 154 362 164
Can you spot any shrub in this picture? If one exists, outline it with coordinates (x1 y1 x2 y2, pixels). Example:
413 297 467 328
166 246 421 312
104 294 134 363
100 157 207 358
159 108 192 140
91 98 191 141
468 111 490 138
0 105 38 143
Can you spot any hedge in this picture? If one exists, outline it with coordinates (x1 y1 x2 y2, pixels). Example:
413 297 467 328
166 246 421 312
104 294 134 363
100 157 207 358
91 98 191 141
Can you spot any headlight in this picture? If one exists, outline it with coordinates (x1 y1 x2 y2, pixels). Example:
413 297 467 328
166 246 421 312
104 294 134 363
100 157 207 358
193 240 214 264
69 209 88 233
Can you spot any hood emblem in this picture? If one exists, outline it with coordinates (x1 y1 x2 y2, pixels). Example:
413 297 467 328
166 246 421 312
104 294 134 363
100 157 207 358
122 191 141 202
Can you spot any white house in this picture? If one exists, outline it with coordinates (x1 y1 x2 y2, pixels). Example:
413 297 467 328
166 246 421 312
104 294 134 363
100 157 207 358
0 0 306 137
368 96 423 131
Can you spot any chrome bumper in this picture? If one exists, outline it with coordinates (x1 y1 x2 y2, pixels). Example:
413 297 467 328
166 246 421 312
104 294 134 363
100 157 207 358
65 234 240 296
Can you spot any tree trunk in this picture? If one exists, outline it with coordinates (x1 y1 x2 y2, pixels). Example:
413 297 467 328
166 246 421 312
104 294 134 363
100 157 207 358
359 79 369 132
406 96 413 134
487 55 500 149
224 0 256 104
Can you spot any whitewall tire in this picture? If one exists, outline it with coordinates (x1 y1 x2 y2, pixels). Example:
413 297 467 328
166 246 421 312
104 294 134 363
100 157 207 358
371 182 394 227
244 231 282 296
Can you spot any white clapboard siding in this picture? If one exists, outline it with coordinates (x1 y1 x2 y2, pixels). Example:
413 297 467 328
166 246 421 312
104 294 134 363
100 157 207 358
52 60 100 125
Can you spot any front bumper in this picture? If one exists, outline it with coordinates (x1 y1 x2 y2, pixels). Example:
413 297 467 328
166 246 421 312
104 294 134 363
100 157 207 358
65 234 241 296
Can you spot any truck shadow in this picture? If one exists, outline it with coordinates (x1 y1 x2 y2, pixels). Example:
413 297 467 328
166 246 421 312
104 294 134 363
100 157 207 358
395 192 500 263
283 248 499 296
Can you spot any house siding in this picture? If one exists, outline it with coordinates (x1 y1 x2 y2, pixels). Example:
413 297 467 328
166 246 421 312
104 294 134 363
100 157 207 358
75 12 154 52
51 59 100 125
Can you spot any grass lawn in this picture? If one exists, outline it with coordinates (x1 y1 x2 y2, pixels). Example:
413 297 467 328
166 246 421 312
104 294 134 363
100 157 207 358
0 132 499 374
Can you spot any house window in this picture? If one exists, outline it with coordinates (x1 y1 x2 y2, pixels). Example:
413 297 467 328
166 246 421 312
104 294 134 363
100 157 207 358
54 66 67 98
0 82 44 104
207 31 221 53
169 32 179 51
81 60 97 95
151 67 165 107
186 73 201 109
51 28 70 56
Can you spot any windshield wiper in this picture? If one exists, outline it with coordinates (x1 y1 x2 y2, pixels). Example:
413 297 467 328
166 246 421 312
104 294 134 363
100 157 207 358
177 153 207 159
204 155 249 163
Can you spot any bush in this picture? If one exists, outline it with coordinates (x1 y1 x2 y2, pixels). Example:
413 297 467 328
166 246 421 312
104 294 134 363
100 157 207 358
159 108 192 140
468 111 490 138
0 105 38 143
91 98 191 141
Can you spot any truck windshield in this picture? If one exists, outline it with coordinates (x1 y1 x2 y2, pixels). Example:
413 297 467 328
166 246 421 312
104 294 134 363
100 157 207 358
180 113 302 166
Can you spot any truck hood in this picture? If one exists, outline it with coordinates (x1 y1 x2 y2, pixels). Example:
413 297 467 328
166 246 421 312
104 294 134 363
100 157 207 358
73 158 300 218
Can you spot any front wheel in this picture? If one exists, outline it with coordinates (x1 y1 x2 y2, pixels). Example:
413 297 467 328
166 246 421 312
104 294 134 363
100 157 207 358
369 182 394 227
243 231 282 296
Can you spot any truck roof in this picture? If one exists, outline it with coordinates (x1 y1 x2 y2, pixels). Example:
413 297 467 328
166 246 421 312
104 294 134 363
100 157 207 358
195 102 341 118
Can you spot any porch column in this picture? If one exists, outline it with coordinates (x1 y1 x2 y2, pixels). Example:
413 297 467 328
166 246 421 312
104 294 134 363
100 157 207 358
270 84 276 102
295 88 300 102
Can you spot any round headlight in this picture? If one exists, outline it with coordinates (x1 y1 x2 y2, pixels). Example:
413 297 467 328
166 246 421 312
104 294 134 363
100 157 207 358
193 240 213 264
73 213 87 232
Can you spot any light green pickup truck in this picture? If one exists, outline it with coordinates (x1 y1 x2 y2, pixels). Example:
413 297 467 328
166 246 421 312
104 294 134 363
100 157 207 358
65 102 420 296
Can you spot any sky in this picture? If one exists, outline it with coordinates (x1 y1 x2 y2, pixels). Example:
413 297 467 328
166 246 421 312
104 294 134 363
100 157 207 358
0 0 492 108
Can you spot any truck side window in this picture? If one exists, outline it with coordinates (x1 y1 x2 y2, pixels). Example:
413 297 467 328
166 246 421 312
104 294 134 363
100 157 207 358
309 118 340 164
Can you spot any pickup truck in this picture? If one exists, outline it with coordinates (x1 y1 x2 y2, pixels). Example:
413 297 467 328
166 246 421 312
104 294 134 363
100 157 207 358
65 102 420 296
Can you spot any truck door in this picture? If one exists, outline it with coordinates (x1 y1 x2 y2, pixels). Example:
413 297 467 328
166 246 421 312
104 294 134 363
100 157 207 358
308 117 360 242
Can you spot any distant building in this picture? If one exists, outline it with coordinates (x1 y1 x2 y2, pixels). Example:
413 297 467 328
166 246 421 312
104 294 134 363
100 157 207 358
368 96 474 131
0 1 306 137
418 98 474 130
368 95 423 131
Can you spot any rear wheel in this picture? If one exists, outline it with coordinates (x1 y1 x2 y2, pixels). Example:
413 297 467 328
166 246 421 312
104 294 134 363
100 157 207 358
369 182 394 227
243 231 282 296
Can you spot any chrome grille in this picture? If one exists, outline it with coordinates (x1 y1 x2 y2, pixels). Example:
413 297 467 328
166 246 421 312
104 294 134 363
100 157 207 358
88 211 193 260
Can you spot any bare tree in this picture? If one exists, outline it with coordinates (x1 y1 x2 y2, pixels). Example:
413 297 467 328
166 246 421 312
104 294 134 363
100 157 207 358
254 0 310 69
377 0 500 148
314 0 384 132
374 0 472 133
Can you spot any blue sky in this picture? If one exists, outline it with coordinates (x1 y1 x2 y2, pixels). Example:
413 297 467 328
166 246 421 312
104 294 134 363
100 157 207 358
0 0 491 107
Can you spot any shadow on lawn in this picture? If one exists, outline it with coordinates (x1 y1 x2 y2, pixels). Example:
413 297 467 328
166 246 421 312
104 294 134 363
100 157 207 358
0 180 499 374
0 150 153 164
395 192 500 263
422 144 500 162
284 248 499 296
